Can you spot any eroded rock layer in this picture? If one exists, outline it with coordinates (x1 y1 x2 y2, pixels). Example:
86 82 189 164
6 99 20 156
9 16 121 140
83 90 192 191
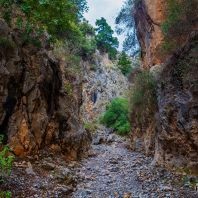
0 19 91 158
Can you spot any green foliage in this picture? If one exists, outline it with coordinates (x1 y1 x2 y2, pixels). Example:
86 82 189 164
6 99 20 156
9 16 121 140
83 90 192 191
101 98 131 135
130 71 157 125
95 17 119 60
79 21 97 58
84 120 99 134
0 0 89 44
70 0 88 18
0 135 14 182
117 52 132 76
0 191 12 198
80 21 95 36
64 82 73 96
161 0 182 35
161 0 197 52
115 0 140 56
0 37 15 51
0 0 14 24
64 54 82 75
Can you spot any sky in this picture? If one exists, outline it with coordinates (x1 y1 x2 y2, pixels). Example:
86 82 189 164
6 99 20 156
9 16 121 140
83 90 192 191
84 0 125 50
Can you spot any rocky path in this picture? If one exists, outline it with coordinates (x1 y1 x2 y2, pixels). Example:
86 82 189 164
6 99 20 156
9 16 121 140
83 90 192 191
1 127 197 197
72 127 198 198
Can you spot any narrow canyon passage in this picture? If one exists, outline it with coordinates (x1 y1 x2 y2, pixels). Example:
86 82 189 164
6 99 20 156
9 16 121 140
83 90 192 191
2 126 197 197
72 126 197 198
0 0 198 197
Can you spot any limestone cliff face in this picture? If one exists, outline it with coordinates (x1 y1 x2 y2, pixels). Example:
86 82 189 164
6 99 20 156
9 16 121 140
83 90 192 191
82 51 129 122
0 19 91 158
133 0 198 173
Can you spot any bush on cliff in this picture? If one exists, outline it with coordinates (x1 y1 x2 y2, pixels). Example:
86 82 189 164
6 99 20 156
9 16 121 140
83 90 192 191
117 52 132 76
161 0 197 53
100 98 131 135
130 71 157 125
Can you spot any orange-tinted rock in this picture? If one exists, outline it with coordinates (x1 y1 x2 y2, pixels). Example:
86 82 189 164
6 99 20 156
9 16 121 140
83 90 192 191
0 19 91 158
134 0 166 68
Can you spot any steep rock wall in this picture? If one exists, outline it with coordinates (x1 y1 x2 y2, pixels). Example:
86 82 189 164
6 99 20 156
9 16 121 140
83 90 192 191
134 0 165 68
155 33 198 173
0 19 91 158
133 0 198 173
82 52 129 122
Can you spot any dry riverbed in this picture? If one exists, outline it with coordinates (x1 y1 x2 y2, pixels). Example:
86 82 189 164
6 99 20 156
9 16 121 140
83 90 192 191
1 126 197 198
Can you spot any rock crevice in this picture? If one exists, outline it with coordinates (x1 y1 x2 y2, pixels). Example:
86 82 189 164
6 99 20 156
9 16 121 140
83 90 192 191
0 19 91 158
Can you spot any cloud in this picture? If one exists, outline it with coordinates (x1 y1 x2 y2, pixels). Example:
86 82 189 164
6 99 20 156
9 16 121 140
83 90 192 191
84 0 125 50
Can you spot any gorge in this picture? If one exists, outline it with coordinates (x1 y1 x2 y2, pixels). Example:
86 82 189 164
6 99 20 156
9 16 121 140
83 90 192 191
0 0 197 197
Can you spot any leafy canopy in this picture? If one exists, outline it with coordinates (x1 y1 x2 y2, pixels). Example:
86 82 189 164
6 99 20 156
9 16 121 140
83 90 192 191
78 21 97 58
95 17 119 59
0 0 88 40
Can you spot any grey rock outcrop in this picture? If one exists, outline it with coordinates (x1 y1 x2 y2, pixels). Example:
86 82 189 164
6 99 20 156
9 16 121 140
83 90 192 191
82 51 129 122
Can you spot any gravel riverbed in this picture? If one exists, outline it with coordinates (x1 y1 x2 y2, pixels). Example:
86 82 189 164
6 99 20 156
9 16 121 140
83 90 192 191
1 127 197 198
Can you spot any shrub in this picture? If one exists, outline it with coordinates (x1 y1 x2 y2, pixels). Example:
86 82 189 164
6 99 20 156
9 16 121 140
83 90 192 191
117 52 132 76
64 82 73 96
84 120 99 133
0 191 12 198
130 71 157 125
100 98 131 135
0 135 14 182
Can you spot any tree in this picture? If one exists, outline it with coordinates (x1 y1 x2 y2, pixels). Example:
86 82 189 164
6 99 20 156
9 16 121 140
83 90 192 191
78 21 97 58
95 17 119 59
0 0 89 41
117 52 132 76
115 0 140 56
71 0 88 18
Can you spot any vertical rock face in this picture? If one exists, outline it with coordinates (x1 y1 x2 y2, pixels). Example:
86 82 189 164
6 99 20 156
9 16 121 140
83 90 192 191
82 51 129 122
0 19 91 158
133 0 198 172
134 0 166 68
156 34 198 172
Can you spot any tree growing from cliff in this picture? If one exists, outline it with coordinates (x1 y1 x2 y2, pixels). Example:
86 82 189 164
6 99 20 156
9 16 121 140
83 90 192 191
95 17 119 59
117 52 132 76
